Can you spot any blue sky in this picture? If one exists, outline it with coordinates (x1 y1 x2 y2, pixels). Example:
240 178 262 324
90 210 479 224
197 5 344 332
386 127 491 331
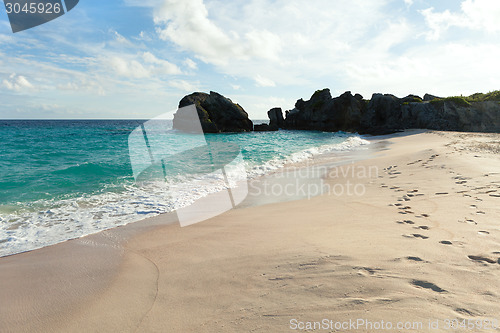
1 0 499 119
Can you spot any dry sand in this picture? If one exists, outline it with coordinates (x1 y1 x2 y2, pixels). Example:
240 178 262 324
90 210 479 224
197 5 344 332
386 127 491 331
1 130 500 332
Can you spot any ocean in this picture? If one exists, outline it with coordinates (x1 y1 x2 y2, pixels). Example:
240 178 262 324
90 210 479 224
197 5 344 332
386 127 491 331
0 119 369 257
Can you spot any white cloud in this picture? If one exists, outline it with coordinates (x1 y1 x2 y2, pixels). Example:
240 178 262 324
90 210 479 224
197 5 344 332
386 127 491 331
168 79 199 91
142 51 182 75
153 0 282 65
108 56 150 78
57 80 106 96
404 0 413 6
104 52 181 79
110 30 134 47
421 0 500 40
149 0 402 91
183 58 198 70
2 74 34 92
254 75 276 87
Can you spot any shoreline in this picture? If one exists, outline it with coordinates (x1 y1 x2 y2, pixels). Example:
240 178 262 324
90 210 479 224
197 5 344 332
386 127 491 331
0 130 368 258
1 130 500 332
0 130 380 332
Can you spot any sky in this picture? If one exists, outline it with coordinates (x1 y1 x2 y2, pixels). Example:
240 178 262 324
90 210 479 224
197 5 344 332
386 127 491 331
0 0 499 119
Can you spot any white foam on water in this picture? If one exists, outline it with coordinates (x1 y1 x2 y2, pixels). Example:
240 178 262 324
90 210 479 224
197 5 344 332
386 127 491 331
0 135 369 257
246 136 370 178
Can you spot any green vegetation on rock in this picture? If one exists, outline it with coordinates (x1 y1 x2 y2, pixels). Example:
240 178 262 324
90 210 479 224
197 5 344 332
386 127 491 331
428 91 500 108
429 96 470 107
466 90 500 102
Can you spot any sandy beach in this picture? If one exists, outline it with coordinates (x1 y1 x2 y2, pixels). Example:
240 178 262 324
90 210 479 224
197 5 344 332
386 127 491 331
1 130 500 332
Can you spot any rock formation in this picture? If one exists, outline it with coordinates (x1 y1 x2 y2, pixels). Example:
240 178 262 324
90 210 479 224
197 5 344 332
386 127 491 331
174 90 500 136
253 123 276 132
254 107 285 132
282 89 500 135
268 108 284 130
283 89 368 133
173 91 253 133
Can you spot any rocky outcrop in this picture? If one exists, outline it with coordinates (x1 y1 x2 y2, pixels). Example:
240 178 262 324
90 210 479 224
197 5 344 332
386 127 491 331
423 93 441 102
283 89 368 132
174 91 253 133
268 107 284 130
174 89 500 136
401 99 500 132
281 89 500 135
253 123 276 132
254 107 285 132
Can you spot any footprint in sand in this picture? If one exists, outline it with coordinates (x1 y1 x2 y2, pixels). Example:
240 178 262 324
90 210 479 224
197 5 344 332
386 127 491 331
440 241 453 245
476 211 486 215
397 220 415 225
455 308 476 316
435 192 449 195
356 267 381 276
478 231 490 235
467 255 497 264
411 279 446 293
416 226 430 230
406 256 424 262
459 218 477 225
406 234 429 240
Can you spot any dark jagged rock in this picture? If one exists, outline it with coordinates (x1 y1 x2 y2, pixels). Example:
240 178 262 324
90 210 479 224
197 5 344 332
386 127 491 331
174 91 253 133
283 89 367 132
281 89 500 135
359 94 404 133
267 107 284 130
402 99 500 132
254 123 277 132
423 93 441 102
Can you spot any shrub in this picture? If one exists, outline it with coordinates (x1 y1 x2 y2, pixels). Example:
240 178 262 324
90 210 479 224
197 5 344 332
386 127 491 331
443 96 471 107
466 90 500 102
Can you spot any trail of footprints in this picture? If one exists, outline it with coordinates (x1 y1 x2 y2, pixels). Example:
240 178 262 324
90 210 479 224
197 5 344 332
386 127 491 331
380 154 500 284
378 148 500 303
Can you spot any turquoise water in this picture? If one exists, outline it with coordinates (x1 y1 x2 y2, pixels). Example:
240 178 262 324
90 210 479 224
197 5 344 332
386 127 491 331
0 120 368 256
